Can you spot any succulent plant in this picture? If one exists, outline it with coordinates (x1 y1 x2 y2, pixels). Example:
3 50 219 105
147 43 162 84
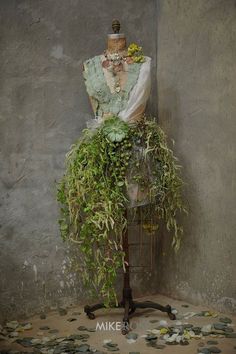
101 116 129 142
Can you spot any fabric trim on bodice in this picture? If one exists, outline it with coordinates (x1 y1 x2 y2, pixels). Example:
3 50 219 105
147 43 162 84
83 55 150 124
119 56 151 122
83 55 142 117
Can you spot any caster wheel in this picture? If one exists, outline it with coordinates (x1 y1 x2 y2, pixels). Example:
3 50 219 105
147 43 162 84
121 321 129 335
121 327 129 335
168 312 176 320
87 312 95 320
165 304 176 320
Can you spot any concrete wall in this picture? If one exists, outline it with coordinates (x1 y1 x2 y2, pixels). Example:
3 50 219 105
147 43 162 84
0 0 157 322
156 0 236 313
1 0 235 323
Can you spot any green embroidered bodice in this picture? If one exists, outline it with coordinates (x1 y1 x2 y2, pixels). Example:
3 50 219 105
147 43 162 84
83 55 142 118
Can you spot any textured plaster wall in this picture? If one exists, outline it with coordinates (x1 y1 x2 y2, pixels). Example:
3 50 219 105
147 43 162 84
0 0 157 322
156 0 236 313
1 0 235 323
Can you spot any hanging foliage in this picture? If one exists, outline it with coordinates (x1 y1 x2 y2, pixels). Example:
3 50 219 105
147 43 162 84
56 115 186 307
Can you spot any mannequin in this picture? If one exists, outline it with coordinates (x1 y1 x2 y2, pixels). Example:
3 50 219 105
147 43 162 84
84 33 148 124
82 24 153 207
80 20 176 332
83 28 151 125
57 20 185 334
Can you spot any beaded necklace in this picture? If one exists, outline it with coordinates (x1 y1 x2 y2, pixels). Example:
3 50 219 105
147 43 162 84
102 50 134 93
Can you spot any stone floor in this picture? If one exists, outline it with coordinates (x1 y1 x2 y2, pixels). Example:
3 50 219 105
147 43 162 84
0 294 236 354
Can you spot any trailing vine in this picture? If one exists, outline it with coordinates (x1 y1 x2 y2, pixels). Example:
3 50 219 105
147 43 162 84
56 115 186 307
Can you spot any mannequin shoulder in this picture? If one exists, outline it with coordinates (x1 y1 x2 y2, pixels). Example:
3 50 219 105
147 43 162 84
139 56 152 73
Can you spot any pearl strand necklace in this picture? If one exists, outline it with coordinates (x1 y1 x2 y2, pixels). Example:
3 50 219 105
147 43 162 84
102 50 129 93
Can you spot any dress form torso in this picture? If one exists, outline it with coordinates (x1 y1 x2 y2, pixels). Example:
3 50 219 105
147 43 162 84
82 41 152 207
83 53 152 125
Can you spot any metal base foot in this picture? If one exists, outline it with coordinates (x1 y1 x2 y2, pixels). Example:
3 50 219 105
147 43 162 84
84 295 176 334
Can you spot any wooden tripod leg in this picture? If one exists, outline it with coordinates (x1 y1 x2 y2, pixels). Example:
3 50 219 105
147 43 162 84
133 301 176 320
84 303 106 319
121 210 132 334
121 299 130 335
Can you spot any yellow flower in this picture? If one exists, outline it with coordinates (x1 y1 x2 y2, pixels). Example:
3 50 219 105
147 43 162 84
127 43 145 63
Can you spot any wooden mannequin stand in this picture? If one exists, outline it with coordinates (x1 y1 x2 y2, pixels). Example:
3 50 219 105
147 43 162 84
84 211 176 335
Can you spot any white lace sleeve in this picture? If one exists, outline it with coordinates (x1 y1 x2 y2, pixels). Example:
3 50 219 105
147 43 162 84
118 56 152 122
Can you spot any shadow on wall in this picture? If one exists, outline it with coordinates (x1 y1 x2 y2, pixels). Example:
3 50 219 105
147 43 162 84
155 87 207 305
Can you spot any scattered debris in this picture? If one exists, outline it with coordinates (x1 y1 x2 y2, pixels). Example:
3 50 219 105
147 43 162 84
0 307 234 353
66 317 77 322
58 307 68 316
171 308 178 315
103 340 119 351
48 329 59 334
198 311 218 318
219 317 232 324
183 311 198 319
126 332 138 341
40 312 47 319
39 326 50 330
143 313 235 351
159 320 168 327
77 325 95 332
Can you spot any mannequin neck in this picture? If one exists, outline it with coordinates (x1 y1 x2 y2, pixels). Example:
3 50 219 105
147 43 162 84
107 36 127 54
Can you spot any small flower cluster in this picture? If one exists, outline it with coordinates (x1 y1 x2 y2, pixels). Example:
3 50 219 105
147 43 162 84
127 43 145 63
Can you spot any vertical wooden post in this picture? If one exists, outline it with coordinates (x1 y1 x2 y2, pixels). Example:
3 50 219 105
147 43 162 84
122 209 130 289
